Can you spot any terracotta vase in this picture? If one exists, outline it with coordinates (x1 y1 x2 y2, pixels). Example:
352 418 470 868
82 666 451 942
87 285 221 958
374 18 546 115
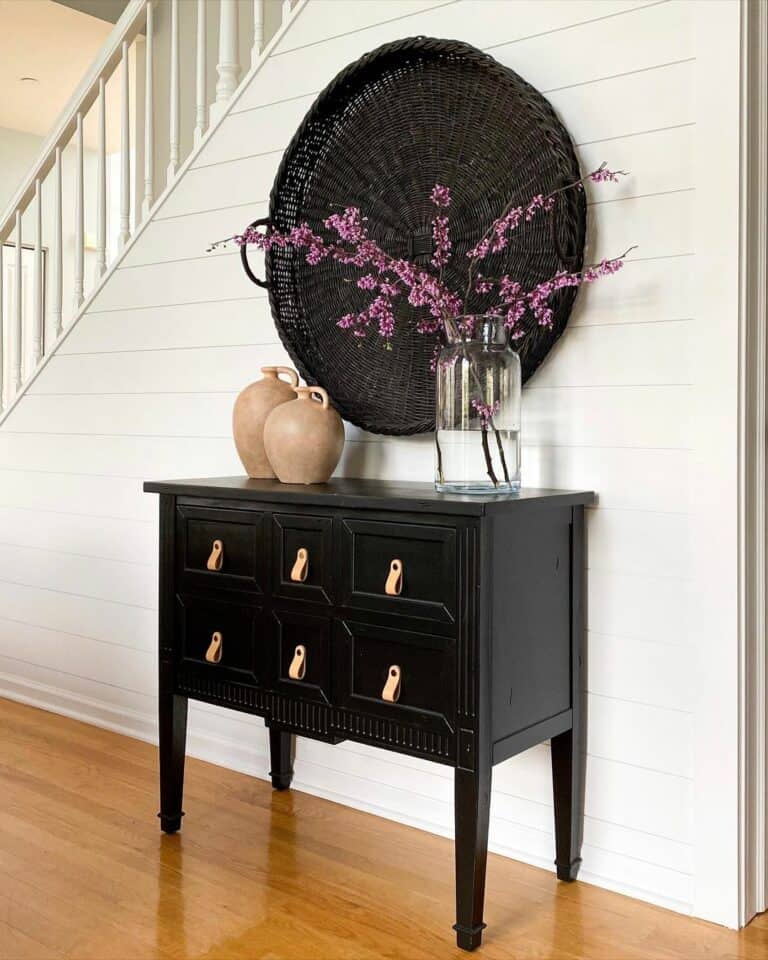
263 386 345 484
232 366 299 478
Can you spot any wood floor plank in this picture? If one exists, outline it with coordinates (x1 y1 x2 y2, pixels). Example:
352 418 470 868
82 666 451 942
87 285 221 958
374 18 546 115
0 697 766 960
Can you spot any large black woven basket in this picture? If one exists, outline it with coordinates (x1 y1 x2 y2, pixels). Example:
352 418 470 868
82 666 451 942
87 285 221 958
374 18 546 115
241 37 586 435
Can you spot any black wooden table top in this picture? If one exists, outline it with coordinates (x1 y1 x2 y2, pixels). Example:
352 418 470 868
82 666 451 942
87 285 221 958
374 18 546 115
143 476 594 516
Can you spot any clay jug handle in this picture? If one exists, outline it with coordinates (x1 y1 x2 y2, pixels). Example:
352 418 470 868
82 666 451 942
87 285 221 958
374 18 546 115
261 365 299 387
309 386 329 409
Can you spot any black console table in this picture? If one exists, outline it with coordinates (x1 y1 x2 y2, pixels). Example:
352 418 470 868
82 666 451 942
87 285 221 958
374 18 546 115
144 477 592 950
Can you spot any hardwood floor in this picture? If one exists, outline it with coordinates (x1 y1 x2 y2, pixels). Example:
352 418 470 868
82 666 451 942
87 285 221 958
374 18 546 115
0 698 766 960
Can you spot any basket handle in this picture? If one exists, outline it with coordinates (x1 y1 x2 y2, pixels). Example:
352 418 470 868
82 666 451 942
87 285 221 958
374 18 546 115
240 217 271 289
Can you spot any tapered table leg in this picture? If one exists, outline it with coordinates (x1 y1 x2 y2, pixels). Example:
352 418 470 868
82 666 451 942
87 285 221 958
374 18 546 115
269 727 295 790
551 726 584 880
158 691 188 833
454 761 492 950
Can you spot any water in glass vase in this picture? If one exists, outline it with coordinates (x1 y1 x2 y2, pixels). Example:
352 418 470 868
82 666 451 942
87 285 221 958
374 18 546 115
436 428 521 494
434 315 522 494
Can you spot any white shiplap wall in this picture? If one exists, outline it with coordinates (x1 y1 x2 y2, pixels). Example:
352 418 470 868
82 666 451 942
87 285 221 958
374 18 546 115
0 0 717 920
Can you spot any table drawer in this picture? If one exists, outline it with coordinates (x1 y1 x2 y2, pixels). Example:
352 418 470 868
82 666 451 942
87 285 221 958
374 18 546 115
336 619 455 732
340 518 457 623
271 610 332 703
176 594 264 684
272 514 333 604
177 504 267 593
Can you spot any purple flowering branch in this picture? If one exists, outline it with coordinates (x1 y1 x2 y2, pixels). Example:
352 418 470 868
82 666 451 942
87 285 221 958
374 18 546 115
462 161 628 309
210 161 631 353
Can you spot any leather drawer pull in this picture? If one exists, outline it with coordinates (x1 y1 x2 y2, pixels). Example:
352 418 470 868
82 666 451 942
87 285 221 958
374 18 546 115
206 539 224 571
290 547 309 582
382 665 401 702
288 644 307 680
205 631 223 664
385 559 403 596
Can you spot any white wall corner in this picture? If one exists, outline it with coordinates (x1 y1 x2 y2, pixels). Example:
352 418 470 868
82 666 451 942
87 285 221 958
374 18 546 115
691 0 747 929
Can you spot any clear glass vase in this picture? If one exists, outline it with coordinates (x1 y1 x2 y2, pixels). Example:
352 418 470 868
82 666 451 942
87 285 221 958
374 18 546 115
435 316 521 494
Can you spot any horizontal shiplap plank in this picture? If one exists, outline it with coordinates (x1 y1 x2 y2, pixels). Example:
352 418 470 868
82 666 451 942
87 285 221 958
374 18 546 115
239 0 677 111
157 153 280 220
570 255 694 328
0 583 155 654
59 298 278 355
0 542 156 609
0 433 242 480
493 745 692 843
0 657 154 713
0 506 156 566
535 319 690 389
0 619 155 695
580 123 693 201
0 470 153 522
548 59 693 146
490 1 693 94
6 393 236 437
193 96 314 168
588 632 693 712
275 0 453 54
577 843 693 909
89 253 260 312
522 446 689 514
587 694 692 778
30 344 292 396
584 753 692 842
588 570 689 646
524 385 691 449
588 190 694 261
120 202 269 267
587 508 690 579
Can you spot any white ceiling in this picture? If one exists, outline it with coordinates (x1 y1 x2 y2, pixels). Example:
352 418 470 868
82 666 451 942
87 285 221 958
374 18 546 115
0 0 113 138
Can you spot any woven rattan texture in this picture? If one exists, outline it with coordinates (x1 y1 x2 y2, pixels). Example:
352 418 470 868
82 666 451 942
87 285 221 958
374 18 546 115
261 37 586 435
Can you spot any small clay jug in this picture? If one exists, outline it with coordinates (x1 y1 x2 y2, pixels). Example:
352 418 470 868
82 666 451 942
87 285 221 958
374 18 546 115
263 386 345 484
232 366 299 478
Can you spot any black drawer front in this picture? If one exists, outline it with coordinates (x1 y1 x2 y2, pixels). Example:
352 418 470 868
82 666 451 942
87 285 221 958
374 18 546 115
177 505 267 592
336 619 455 733
177 594 264 683
272 514 333 604
340 519 457 623
271 610 332 703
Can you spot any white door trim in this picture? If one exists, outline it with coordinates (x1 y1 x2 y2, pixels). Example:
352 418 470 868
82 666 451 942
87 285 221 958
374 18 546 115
739 0 768 925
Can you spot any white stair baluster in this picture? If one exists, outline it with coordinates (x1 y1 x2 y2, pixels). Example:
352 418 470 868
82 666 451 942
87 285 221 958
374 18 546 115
167 0 179 180
53 147 63 338
212 0 240 123
97 77 107 277
251 0 264 68
74 112 85 309
13 210 22 392
195 0 207 146
32 179 42 366
120 40 131 248
143 0 154 216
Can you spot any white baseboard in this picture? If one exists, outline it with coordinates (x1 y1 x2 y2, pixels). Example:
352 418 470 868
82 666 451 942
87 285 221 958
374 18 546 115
0 672 692 919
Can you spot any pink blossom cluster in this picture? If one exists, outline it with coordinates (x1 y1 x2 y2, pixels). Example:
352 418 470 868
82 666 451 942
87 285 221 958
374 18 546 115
228 162 629 348
589 162 627 183
471 398 501 427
